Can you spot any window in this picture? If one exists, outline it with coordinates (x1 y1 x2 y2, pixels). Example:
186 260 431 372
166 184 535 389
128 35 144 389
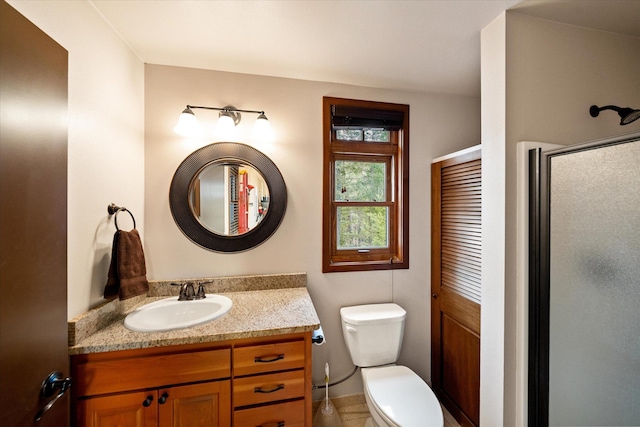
323 97 409 272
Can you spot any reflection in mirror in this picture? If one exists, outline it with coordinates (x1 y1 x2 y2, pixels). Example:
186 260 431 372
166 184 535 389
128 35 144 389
190 161 269 236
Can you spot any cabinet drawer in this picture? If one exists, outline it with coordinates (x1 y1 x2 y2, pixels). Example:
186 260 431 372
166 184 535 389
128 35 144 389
234 399 305 427
74 348 231 396
234 340 305 376
233 370 305 408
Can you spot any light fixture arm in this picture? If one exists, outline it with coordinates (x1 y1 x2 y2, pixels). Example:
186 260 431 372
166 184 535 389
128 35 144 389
186 105 265 116
174 104 272 141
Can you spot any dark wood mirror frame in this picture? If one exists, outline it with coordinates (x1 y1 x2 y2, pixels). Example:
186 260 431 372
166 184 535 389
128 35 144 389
169 142 287 252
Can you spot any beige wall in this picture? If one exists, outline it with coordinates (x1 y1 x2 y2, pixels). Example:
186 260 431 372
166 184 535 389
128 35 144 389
481 11 640 426
480 12 508 427
7 0 146 320
144 64 480 396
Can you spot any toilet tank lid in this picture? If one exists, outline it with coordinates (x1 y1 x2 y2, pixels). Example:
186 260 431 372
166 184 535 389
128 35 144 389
340 303 406 325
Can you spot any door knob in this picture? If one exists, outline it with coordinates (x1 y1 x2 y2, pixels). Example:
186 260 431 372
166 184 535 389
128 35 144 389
34 372 71 422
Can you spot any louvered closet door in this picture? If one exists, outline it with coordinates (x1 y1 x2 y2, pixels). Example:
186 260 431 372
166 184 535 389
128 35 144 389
431 149 481 427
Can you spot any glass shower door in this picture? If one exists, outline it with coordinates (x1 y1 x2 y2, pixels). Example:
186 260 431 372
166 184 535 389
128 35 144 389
529 133 640 427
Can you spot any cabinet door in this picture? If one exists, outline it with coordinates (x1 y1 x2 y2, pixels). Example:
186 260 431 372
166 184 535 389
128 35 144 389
158 381 231 427
79 390 158 427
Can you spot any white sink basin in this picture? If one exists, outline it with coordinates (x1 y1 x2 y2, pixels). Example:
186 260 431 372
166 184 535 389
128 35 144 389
124 295 233 332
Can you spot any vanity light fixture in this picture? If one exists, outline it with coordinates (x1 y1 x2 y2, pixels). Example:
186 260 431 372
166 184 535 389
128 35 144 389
174 105 272 141
589 105 640 126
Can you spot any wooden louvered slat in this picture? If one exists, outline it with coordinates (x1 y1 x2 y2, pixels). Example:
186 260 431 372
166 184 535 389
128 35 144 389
438 157 481 305
442 165 481 175
441 180 481 189
442 278 481 300
442 252 481 270
442 223 481 233
442 214 481 223
441 226 481 237
442 265 482 286
442 255 481 271
441 192 481 200
441 240 482 253
442 236 481 249
442 266 481 286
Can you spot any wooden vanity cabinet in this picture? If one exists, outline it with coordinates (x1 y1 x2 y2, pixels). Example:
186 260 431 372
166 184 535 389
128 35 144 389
71 344 232 427
71 332 313 427
78 382 230 427
232 335 312 427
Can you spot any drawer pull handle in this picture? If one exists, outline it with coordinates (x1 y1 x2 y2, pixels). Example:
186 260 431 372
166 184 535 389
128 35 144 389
254 384 285 394
258 422 285 427
255 354 285 363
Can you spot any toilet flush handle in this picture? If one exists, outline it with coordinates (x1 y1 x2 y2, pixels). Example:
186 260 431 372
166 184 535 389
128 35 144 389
345 325 357 333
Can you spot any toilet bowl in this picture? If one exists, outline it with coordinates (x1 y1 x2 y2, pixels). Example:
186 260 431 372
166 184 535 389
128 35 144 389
340 303 444 427
362 365 443 427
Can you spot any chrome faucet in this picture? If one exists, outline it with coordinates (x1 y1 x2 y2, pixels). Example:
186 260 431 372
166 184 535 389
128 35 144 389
171 281 206 301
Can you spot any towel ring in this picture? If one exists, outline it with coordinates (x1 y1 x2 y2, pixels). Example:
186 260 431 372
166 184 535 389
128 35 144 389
107 203 136 231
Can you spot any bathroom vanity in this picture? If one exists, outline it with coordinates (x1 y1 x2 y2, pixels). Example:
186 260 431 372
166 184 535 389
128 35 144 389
68 274 319 427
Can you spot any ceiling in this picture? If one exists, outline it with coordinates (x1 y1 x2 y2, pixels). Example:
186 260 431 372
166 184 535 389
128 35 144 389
90 0 640 98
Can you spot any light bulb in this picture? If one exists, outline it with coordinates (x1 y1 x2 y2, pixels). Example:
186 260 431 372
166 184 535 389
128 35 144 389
252 113 273 143
215 112 237 140
173 108 201 137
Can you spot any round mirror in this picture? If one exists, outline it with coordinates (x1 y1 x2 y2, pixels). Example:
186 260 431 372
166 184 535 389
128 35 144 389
170 142 287 252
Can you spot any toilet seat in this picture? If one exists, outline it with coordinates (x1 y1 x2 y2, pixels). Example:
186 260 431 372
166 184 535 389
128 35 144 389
362 365 444 427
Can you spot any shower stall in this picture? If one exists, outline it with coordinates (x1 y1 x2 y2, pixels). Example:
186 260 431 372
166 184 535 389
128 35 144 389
528 132 640 427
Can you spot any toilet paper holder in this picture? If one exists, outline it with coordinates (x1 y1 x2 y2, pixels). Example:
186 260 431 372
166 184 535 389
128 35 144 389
312 326 325 345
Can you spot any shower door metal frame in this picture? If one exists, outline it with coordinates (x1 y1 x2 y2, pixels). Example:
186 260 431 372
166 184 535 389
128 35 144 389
528 131 640 427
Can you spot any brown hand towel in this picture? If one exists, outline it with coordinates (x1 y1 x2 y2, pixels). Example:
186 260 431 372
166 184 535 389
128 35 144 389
103 229 149 300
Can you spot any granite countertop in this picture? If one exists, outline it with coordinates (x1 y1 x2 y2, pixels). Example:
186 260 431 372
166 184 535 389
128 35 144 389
68 273 320 355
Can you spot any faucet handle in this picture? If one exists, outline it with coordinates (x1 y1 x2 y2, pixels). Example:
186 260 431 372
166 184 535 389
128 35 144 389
196 282 206 299
170 282 183 297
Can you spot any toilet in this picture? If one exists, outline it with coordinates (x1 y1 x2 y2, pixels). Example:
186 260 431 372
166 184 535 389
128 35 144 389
340 303 444 427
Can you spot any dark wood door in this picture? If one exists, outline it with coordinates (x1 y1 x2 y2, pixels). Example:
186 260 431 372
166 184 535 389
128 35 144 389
0 1 69 425
431 149 481 427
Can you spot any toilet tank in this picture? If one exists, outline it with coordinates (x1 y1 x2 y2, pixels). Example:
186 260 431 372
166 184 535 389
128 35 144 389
340 303 407 367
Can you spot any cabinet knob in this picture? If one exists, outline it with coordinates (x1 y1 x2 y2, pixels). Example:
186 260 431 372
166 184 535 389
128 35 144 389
158 392 169 404
142 395 154 407
432 293 438 298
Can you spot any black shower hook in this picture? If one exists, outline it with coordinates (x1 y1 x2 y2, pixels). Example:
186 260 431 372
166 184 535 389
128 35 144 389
107 203 136 230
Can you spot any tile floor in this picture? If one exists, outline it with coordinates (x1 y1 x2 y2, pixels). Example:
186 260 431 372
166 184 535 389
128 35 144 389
312 394 461 427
